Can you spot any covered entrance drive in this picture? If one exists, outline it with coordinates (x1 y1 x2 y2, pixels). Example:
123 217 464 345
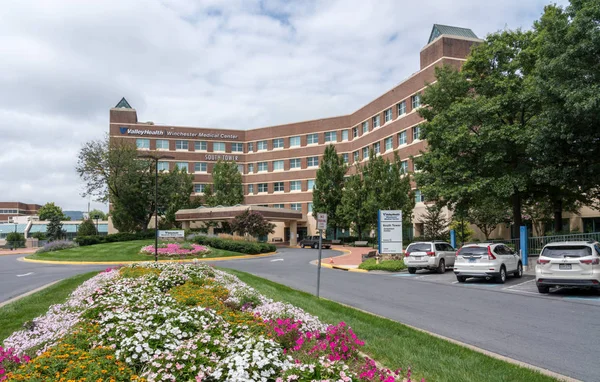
175 205 304 246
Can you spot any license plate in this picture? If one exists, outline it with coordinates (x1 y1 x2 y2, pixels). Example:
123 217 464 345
559 264 571 270
468 258 476 263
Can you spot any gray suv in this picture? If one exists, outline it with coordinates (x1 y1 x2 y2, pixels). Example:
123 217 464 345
404 241 456 274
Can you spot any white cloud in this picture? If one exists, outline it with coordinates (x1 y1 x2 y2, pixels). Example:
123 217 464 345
0 0 568 211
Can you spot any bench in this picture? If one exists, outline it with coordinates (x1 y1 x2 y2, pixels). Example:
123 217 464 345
354 241 369 247
361 250 378 262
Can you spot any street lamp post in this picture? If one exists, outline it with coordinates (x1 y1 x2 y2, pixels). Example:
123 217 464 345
138 154 174 262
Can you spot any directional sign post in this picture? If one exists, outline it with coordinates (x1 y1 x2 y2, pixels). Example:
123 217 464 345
316 213 327 298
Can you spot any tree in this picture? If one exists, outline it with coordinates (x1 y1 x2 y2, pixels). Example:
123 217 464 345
313 145 347 239
77 218 98 236
419 202 449 240
415 29 540 239
468 197 510 240
46 215 65 241
337 173 369 239
205 160 244 207
88 209 107 221
230 209 276 238
38 202 69 221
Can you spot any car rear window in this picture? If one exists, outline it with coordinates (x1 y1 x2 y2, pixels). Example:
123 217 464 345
407 243 432 252
458 247 487 256
541 246 592 258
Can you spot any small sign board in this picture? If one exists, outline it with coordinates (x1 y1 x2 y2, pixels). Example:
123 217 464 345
316 213 328 231
158 230 185 239
378 210 403 254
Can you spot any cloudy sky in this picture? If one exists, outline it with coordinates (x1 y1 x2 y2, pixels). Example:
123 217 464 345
0 0 567 212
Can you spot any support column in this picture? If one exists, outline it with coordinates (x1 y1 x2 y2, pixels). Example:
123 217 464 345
289 220 298 247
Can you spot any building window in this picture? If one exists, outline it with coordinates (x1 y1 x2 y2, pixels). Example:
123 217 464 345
398 131 407 145
248 184 254 194
308 202 313 213
273 138 284 149
176 140 188 150
157 161 169 171
372 115 380 128
290 158 301 169
237 164 244 173
362 147 369 160
400 160 409 174
136 139 150 149
290 180 301 191
258 183 268 193
232 143 243 152
290 203 302 211
194 184 206 193
274 182 284 192
353 151 359 163
273 160 284 171
415 189 425 203
257 140 268 151
258 162 268 172
373 142 380 154
413 125 421 141
307 133 319 145
307 156 319 167
384 108 392 123
385 137 393 151
324 131 337 142
397 101 406 116
352 127 358 138
273 204 285 209
307 179 315 190
247 142 254 152
341 130 349 141
342 153 349 163
194 162 207 173
362 121 369 134
195 141 207 151
247 163 254 173
213 142 226 152
156 139 169 150
176 162 188 172
412 94 421 109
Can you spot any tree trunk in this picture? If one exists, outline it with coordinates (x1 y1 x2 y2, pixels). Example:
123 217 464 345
553 198 563 233
511 192 522 239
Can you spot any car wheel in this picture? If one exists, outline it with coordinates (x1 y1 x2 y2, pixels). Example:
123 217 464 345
408 267 417 274
436 259 445 274
495 266 506 284
456 276 467 283
514 262 523 278
537 285 550 294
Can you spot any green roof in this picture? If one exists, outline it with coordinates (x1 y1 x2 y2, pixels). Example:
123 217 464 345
428 24 478 44
114 97 132 109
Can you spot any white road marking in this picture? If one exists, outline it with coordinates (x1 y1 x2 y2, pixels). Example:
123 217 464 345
16 272 33 277
270 259 284 262
502 279 535 290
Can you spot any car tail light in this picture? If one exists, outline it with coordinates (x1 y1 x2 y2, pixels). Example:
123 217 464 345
580 258 600 265
537 259 550 264
426 251 435 256
404 251 410 257
487 246 496 260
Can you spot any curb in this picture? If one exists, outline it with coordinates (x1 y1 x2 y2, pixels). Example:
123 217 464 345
19 251 278 265
0 280 62 308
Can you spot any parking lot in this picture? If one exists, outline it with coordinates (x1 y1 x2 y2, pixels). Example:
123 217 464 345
381 268 600 305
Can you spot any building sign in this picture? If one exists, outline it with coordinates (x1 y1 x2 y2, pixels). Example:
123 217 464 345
119 126 239 140
158 230 185 239
378 210 403 254
204 154 239 161
317 213 328 231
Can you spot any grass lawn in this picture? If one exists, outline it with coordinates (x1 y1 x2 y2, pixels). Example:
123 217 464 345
358 258 407 272
226 269 557 382
27 240 252 262
0 272 99 343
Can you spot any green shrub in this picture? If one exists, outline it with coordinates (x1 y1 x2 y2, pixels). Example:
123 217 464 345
74 230 156 247
193 236 276 254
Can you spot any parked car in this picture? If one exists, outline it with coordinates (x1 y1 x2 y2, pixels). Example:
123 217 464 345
299 236 332 249
404 241 456 274
535 241 600 294
454 243 523 283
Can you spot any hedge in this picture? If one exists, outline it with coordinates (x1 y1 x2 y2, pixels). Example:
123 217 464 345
74 230 156 247
193 236 276 255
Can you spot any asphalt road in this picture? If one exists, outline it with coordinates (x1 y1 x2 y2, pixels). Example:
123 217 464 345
213 248 600 382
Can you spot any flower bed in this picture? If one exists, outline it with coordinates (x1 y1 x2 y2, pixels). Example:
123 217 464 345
2 263 418 381
140 242 210 257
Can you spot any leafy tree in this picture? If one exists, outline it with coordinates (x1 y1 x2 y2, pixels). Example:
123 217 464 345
88 209 107 221
205 160 244 207
338 173 369 239
46 215 65 241
77 218 98 236
415 29 539 239
468 197 510 240
313 145 347 239
419 202 449 240
230 209 276 238
38 202 69 221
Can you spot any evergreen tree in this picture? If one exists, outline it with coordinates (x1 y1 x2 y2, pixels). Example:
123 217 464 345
313 145 347 239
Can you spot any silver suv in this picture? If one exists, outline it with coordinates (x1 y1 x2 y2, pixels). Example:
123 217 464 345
404 241 456 274
454 243 523 283
535 241 600 294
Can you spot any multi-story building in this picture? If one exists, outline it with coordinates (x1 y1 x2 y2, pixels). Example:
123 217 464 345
108 25 483 241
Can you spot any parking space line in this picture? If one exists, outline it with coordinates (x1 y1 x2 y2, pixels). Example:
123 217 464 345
502 279 535 290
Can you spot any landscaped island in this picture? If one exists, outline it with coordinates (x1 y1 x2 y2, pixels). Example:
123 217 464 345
0 263 409 381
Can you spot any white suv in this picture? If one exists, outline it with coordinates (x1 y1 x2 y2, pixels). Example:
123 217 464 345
535 241 600 294
454 243 523 283
404 241 456 274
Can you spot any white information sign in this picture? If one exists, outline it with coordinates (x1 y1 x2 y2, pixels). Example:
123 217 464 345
378 210 403 254
158 230 185 239
317 213 328 231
